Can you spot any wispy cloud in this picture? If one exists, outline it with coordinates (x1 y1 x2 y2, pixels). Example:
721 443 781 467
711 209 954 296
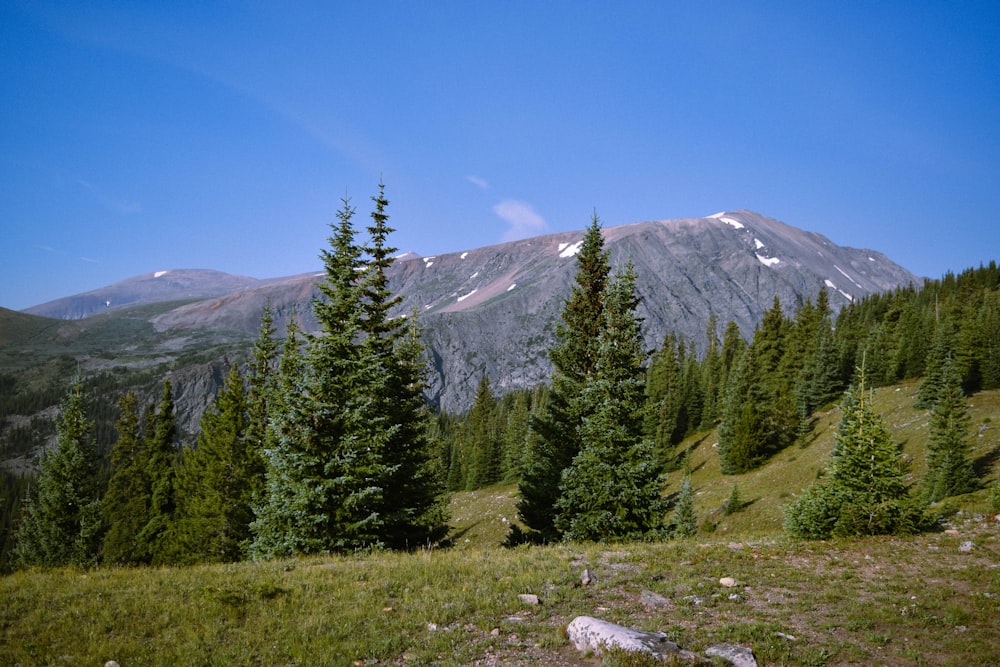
493 199 549 242
466 175 489 189
77 179 142 215
80 256 99 263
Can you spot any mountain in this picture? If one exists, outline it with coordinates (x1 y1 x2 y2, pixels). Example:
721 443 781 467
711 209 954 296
23 269 267 319
5 210 920 443
140 210 920 409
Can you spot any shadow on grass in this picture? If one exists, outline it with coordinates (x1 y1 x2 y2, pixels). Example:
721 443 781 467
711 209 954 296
973 445 1000 480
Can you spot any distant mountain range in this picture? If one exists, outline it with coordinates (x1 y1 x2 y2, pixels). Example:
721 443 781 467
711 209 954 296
6 210 920 437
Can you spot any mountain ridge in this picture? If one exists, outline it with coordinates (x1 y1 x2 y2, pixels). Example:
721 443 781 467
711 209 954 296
9 211 921 413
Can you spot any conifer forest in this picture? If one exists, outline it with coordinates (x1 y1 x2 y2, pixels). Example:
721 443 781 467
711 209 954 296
3 187 1000 570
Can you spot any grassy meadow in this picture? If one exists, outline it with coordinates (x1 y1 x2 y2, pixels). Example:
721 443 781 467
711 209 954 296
2 381 999 666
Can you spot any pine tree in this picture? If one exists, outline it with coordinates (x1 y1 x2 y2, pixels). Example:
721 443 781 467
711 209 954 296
644 333 683 459
245 304 278 504
250 314 321 558
554 264 667 541
251 193 369 555
14 380 102 568
670 476 697 538
369 313 448 549
518 213 610 541
724 483 743 515
137 381 178 565
101 391 150 564
171 364 255 563
717 300 799 474
500 390 531 483
922 358 978 502
251 186 445 555
467 373 500 489
699 313 722 429
785 368 925 538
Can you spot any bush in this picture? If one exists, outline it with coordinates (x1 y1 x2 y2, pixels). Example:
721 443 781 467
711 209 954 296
990 479 1000 513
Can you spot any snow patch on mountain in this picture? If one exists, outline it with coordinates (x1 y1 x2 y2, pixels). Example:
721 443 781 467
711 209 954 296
825 278 854 302
756 254 780 267
709 212 746 230
457 289 477 303
559 240 584 258
154 270 169 278
834 265 863 288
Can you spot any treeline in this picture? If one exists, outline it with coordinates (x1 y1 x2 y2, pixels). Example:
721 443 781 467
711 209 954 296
438 260 1000 499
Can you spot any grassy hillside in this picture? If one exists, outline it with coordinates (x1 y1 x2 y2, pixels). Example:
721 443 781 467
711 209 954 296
2 382 999 666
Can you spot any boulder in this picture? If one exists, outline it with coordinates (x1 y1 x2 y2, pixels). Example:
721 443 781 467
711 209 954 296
566 616 706 663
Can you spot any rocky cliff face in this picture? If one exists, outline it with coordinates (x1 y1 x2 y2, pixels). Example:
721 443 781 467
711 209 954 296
146 211 919 410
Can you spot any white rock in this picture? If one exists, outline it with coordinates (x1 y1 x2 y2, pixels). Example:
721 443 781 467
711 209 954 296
706 643 758 667
719 577 738 587
518 593 540 605
566 616 704 662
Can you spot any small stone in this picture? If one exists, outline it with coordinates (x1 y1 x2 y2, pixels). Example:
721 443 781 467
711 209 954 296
776 632 797 641
640 589 670 608
581 569 595 586
959 541 975 552
518 593 540 605
105 662 121 667
719 577 738 587
427 622 438 632
491 628 500 636
945 529 960 536
705 643 758 667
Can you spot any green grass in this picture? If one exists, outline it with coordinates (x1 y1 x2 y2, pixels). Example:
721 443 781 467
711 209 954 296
3 382 999 665
2 520 998 666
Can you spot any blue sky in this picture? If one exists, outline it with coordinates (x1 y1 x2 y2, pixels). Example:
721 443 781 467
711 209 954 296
2 1 998 311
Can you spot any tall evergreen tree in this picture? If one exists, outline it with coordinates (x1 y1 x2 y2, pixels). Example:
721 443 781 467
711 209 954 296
252 186 445 556
137 380 178 565
14 380 102 568
356 184 446 549
171 364 255 563
500 389 532 483
251 314 322 558
245 304 278 503
554 264 666 541
101 391 150 564
518 213 610 541
644 333 683 460
922 358 978 502
467 373 500 489
717 298 798 473
699 313 722 429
